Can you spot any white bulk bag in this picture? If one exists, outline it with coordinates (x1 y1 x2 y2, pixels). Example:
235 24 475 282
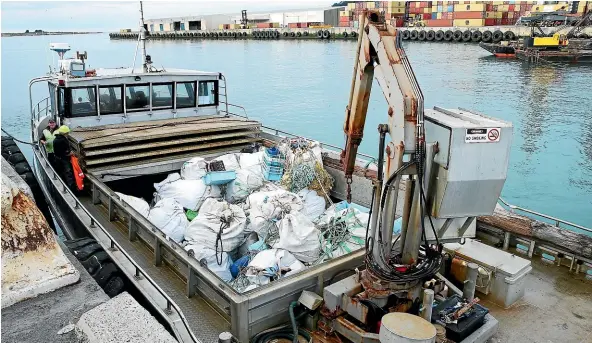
246 249 305 278
225 167 264 203
147 198 187 243
184 198 246 252
184 244 233 282
180 157 207 180
239 151 265 169
154 173 221 211
213 153 240 171
297 189 326 221
246 190 303 240
115 192 150 218
273 212 321 263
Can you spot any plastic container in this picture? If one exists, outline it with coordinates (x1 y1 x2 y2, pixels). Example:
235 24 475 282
262 163 283 181
262 147 285 181
432 294 488 342
203 171 236 185
444 239 532 308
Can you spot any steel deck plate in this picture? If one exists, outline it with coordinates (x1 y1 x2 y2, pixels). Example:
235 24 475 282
79 196 230 343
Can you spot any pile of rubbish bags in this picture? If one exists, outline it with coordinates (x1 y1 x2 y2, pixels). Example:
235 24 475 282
115 140 372 293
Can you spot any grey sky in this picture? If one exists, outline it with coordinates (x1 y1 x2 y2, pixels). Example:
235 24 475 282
1 0 332 32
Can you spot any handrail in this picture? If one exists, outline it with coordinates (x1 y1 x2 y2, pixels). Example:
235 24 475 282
219 101 248 119
35 147 202 343
497 197 591 233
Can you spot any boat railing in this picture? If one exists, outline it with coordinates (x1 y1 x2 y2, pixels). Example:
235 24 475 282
35 147 202 343
497 197 591 234
32 96 51 122
219 101 249 118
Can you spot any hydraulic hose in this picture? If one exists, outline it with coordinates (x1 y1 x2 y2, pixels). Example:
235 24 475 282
289 301 299 343
251 304 311 343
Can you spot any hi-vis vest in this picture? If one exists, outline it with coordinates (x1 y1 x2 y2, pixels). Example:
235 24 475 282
43 129 56 153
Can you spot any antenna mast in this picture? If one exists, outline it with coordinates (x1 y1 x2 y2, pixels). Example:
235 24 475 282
140 1 148 72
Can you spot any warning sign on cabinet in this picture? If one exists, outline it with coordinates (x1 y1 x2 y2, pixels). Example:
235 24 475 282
465 128 501 143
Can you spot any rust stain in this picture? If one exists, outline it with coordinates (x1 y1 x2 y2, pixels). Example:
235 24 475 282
337 317 366 334
1 192 54 253
405 96 418 122
388 107 394 117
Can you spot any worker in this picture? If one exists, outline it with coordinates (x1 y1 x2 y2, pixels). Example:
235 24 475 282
39 119 57 167
53 125 76 192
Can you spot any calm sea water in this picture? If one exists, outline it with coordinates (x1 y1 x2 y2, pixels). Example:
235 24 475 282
2 33 591 228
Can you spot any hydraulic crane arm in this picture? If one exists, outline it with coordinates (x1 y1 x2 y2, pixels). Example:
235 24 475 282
342 11 424 187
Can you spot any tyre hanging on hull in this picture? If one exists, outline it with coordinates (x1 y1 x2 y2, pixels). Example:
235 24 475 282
435 30 444 41
471 30 482 42
453 30 462 42
492 30 503 43
402 30 410 40
482 30 492 42
64 238 126 298
410 30 419 40
504 31 515 41
462 30 472 42
418 30 426 41
426 30 435 41
317 30 323 38
444 30 453 41
322 30 330 39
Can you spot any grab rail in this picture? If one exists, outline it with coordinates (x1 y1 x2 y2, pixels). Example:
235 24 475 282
35 147 202 343
219 101 248 118
497 197 591 233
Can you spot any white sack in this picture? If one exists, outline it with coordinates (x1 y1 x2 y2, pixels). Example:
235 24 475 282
246 249 305 278
180 157 207 180
154 173 221 211
184 198 246 252
297 189 326 221
239 151 265 169
184 244 233 282
213 153 240 171
225 167 264 203
273 212 321 263
115 192 149 218
282 140 323 169
147 198 188 243
245 190 303 240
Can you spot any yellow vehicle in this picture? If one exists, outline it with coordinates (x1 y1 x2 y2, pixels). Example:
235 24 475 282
532 33 569 47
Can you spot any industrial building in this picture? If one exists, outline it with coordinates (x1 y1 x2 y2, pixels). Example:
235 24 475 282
144 7 344 32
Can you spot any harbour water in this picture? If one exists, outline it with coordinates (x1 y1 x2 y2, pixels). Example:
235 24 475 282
1 33 591 228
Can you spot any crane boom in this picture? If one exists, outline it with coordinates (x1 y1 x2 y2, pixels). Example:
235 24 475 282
342 11 424 185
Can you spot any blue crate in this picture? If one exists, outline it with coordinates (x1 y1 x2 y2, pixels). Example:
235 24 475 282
203 170 236 185
262 163 283 181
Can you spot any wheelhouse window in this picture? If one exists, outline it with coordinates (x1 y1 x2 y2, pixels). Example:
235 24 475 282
68 87 97 117
99 86 123 115
125 84 150 111
58 88 65 116
198 80 217 106
176 82 196 108
152 83 173 109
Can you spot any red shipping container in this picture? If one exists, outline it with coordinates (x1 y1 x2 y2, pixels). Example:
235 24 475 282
420 2 428 8
300 22 308 27
502 12 508 19
495 19 502 25
509 4 514 11
339 16 350 22
256 23 273 28
288 23 298 28
423 13 432 20
486 4 493 11
453 11 485 19
485 18 495 26
410 2 416 8
338 22 351 27
425 19 454 27
501 18 510 25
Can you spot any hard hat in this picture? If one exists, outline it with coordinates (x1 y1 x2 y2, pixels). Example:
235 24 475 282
57 125 70 134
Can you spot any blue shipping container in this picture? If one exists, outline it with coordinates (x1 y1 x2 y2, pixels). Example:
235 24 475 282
447 5 453 12
438 5 443 12
432 13 438 19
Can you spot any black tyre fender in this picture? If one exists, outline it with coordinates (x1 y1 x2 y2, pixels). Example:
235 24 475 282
242 32 247 37
453 30 463 41
290 32 296 37
426 30 435 41
350 31 357 38
274 30 280 38
471 30 482 42
444 30 453 41
462 30 472 42
402 30 410 40
65 238 126 298
304 31 309 36
418 30 426 41
317 30 323 38
578 33 589 39
323 30 330 39
435 30 444 41
482 30 492 42
342 32 348 38
492 30 503 43
410 30 419 40
296 31 302 37
504 31 515 41
283 32 288 37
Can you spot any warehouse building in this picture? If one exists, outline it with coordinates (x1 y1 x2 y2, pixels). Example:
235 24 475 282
144 7 343 32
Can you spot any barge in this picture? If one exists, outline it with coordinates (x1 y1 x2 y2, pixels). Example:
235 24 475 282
29 7 592 343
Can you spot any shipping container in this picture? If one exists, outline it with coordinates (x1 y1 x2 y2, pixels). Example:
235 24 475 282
426 18 454 26
484 18 495 26
495 12 503 19
454 11 485 19
453 18 485 26
391 8 405 14
339 16 350 22
447 5 454 12
437 12 443 19
424 7 431 13
338 22 351 27
423 13 432 20
501 18 510 25
454 3 486 12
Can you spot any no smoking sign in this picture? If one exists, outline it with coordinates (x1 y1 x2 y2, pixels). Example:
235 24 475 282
465 128 501 143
